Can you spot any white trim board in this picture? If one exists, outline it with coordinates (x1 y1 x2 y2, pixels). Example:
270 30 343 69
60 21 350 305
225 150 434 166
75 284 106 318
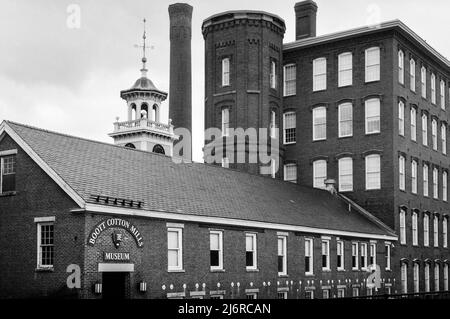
84 203 398 241
0 122 85 208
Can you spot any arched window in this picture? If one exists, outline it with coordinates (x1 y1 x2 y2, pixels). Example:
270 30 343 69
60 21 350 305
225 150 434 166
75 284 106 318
152 104 159 122
413 262 420 293
401 262 408 294
141 103 148 119
130 104 137 121
152 144 165 155
124 143 136 149
398 50 404 84
313 159 327 189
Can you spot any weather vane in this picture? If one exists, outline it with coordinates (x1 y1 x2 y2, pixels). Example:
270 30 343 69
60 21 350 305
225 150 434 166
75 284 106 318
134 18 154 77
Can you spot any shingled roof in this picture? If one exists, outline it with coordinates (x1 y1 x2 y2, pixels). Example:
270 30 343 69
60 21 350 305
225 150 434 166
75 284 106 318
2 121 396 239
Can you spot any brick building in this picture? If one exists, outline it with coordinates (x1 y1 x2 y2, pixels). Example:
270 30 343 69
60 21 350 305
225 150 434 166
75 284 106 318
202 1 450 294
0 121 396 298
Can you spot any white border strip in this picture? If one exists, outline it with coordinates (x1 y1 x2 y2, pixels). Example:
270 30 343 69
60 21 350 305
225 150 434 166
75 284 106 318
0 149 18 156
84 204 398 241
1 123 85 208
98 263 134 272
34 216 55 223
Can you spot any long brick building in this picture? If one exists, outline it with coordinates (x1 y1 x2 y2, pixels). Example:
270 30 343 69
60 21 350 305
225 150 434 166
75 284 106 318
202 1 450 295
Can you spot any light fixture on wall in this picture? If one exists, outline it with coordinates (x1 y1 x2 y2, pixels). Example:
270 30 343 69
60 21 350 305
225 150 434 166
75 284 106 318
139 281 147 293
94 282 102 294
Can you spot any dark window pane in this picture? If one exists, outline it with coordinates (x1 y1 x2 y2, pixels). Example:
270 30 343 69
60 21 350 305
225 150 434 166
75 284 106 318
2 174 15 192
337 256 342 268
246 252 253 267
322 255 327 268
278 256 283 272
305 257 310 272
210 250 219 266
352 256 356 267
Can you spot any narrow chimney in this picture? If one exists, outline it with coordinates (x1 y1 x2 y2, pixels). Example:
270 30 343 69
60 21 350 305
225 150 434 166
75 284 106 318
294 0 318 40
169 3 193 161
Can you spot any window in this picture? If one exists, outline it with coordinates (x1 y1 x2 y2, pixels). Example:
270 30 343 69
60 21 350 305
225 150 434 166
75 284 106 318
338 157 353 192
412 211 418 246
284 163 297 183
360 243 368 269
434 215 439 247
385 244 391 270
283 112 296 144
338 52 352 87
369 243 376 266
337 241 344 270
444 264 449 291
270 110 276 138
398 50 404 84
413 263 420 293
425 263 430 292
305 238 314 275
432 119 438 150
433 168 439 199
398 101 405 136
210 231 223 270
445 171 449 202
278 235 287 276
37 221 54 268
246 233 257 270
424 214 430 247
435 264 440 292
422 114 428 146
222 58 230 86
246 293 258 299
313 160 327 189
222 108 229 137
443 217 448 248
352 242 358 270
313 58 327 91
440 80 446 109
442 124 447 155
221 157 229 168
423 164 429 197
365 154 381 190
410 59 416 92
322 289 330 299
312 107 326 141
365 98 380 134
283 64 296 96
167 228 183 271
412 160 418 194
352 287 359 297
277 291 288 299
421 66 427 98
401 262 408 294
399 156 405 191
411 107 417 141
305 290 314 299
431 73 436 104
337 288 345 298
0 154 16 193
270 60 277 89
400 209 406 244
365 47 380 82
338 102 353 137
321 240 330 271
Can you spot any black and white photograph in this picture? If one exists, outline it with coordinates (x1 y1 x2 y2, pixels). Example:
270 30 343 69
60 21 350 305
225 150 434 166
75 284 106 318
1 0 450 313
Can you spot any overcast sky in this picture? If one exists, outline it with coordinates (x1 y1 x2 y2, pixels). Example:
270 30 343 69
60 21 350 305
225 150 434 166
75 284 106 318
1 0 449 162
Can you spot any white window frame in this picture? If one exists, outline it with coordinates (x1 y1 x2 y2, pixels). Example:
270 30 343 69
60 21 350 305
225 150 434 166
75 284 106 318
245 233 257 271
443 217 448 248
401 262 408 294
424 214 430 247
305 238 314 275
433 168 439 199
412 159 418 194
322 289 330 299
398 101 405 136
411 107 417 141
400 209 406 245
313 160 327 189
321 239 330 271
425 263 430 292
360 243 368 270
435 264 440 292
365 47 380 83
167 227 183 271
385 244 391 271
283 112 296 144
210 230 224 271
444 264 449 291
422 114 428 146
421 66 427 99
365 98 380 135
441 124 447 155
283 163 297 183
410 58 416 92
444 171 448 202
36 218 55 269
440 80 446 110
277 235 288 276
283 64 296 96
338 52 352 87
369 243 376 266
313 57 327 91
365 154 381 190
399 155 405 191
222 108 229 137
222 58 230 87
352 242 359 270
398 50 404 84
413 263 420 293
338 102 353 138
221 157 229 168
312 106 327 141
432 119 438 150
338 157 353 192
270 60 277 90
431 73 436 104
434 215 439 247
423 164 429 197
337 288 345 298
412 211 418 246
337 240 344 271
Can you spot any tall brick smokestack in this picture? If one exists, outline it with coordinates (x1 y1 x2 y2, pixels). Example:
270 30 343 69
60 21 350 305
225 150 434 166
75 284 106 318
169 3 193 161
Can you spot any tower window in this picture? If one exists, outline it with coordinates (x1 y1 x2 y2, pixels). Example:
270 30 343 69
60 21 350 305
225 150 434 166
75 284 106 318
222 108 230 137
222 58 230 87
124 143 136 149
270 59 277 89
152 144 165 155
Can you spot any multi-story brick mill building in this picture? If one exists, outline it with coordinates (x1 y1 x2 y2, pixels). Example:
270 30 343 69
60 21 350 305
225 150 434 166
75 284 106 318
203 1 450 295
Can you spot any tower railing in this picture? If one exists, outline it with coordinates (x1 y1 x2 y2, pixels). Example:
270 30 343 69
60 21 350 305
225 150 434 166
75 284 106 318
113 118 174 135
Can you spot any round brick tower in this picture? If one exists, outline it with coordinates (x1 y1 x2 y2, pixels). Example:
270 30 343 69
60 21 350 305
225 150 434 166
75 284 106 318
202 11 286 176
